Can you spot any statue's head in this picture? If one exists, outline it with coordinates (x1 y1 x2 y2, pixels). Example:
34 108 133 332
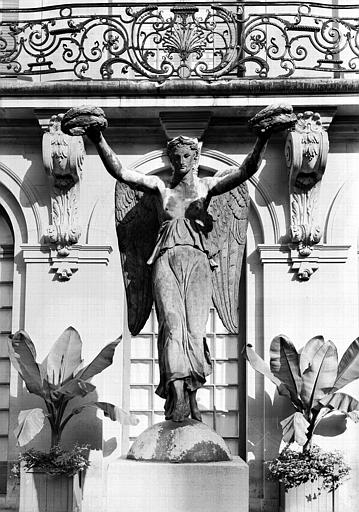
167 136 199 176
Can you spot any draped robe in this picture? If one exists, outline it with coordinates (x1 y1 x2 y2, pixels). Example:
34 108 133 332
148 217 213 418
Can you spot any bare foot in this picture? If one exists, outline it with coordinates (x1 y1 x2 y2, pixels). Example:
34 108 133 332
189 390 202 422
172 399 190 422
167 380 190 422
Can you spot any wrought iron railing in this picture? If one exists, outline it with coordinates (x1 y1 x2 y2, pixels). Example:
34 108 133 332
0 1 358 82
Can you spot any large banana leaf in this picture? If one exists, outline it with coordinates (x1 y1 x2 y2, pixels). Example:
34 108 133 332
332 337 359 391
42 327 82 385
55 378 96 398
320 392 359 415
314 412 347 437
14 408 45 446
8 331 44 397
300 337 338 409
91 402 139 425
64 401 139 428
280 412 309 446
245 344 291 399
75 336 122 381
299 335 325 375
270 335 302 408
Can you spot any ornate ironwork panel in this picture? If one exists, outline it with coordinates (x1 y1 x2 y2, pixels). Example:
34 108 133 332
0 2 359 81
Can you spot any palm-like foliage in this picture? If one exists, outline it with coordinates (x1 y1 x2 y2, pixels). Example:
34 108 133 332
8 327 138 447
246 335 359 450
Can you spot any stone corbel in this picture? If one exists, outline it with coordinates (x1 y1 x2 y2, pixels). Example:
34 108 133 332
41 113 85 259
285 111 331 280
159 111 211 141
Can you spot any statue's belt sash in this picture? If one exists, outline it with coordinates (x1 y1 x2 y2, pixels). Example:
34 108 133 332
147 217 212 266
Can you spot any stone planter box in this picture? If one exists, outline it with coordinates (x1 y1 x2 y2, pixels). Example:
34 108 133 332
19 468 82 512
279 481 336 512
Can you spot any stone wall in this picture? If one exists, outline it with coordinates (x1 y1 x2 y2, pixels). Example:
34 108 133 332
0 78 358 511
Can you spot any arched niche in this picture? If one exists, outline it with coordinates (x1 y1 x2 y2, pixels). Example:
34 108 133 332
86 149 279 246
0 162 42 333
86 148 275 461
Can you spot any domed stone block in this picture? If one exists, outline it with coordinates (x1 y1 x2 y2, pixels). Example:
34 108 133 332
127 419 231 462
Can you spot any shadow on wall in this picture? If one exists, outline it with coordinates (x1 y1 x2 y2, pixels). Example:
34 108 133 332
19 151 50 213
17 386 122 512
247 390 294 507
247 384 350 509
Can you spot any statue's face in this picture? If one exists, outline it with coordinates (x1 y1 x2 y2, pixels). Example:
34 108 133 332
170 145 197 176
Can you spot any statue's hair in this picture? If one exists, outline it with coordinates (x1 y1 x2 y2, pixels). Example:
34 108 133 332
167 136 199 158
167 136 199 174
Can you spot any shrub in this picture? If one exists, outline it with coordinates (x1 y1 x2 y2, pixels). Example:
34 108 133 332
267 445 350 493
19 444 91 477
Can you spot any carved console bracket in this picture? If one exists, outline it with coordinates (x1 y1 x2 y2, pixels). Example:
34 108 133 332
37 111 86 267
285 110 334 280
159 111 211 141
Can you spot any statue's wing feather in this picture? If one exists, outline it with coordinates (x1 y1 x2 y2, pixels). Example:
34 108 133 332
207 172 250 334
115 181 159 336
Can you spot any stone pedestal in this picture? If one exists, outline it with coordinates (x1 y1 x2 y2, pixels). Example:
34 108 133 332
106 457 248 512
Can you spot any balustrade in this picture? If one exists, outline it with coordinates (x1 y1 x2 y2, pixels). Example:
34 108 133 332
0 1 358 81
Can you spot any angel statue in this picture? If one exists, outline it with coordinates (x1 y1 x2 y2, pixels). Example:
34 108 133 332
61 104 296 423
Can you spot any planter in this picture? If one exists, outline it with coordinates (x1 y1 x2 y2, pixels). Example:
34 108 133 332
19 467 82 512
279 481 336 512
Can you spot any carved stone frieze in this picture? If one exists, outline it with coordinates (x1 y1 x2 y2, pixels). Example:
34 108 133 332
285 111 329 280
42 114 85 259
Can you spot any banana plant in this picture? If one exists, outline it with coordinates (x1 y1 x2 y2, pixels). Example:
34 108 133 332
245 335 359 451
8 327 138 447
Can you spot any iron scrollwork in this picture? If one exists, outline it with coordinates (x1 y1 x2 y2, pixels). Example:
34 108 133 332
0 2 359 81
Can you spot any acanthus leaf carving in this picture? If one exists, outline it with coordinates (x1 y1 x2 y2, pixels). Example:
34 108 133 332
285 111 329 280
42 114 85 261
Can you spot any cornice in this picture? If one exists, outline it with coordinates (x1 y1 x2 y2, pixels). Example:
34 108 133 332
1 78 359 98
21 244 113 262
20 244 113 280
258 244 351 264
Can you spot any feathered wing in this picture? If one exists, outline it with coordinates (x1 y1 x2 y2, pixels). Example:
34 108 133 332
207 176 250 334
115 182 159 335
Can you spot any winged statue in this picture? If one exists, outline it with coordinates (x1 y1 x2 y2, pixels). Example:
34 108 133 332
62 104 296 423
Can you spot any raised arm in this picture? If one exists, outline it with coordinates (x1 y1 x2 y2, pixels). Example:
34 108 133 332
88 129 164 193
207 135 268 197
61 106 164 193
206 104 297 197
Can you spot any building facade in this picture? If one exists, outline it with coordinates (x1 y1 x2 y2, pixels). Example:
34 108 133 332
0 1 359 511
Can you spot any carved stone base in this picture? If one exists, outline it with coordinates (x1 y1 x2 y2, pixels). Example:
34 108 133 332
107 456 248 512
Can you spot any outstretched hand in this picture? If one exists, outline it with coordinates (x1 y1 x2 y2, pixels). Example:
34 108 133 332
248 104 297 138
61 105 108 143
